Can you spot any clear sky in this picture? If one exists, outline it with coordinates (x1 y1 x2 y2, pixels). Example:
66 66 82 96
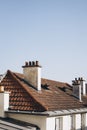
0 0 87 84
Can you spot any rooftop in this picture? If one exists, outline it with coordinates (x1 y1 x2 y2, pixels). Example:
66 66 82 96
0 117 39 130
0 70 86 112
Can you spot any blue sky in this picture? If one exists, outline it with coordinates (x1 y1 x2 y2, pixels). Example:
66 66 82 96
0 0 87 83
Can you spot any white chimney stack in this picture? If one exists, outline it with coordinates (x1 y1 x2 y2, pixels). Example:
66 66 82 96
22 61 41 91
72 79 82 102
0 86 10 117
78 77 86 96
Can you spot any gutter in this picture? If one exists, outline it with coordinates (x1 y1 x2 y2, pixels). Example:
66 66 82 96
5 107 87 117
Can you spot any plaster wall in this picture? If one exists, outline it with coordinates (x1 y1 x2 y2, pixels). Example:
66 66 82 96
7 112 87 130
23 67 41 90
7 113 46 130
46 117 55 130
63 115 70 130
76 114 81 129
86 113 87 126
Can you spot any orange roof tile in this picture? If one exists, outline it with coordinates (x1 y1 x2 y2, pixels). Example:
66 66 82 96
0 70 86 112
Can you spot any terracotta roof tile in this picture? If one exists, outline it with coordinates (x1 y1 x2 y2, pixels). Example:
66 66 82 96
0 70 46 112
0 70 86 112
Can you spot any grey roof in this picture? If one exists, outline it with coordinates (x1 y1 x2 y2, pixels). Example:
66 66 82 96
0 118 39 130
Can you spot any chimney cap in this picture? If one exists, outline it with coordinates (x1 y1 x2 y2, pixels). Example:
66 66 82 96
25 62 28 66
22 61 41 68
72 80 80 85
80 77 85 81
78 77 85 81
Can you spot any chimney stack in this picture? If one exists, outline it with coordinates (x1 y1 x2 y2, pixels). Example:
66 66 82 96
72 78 82 102
22 61 41 91
72 77 86 102
0 86 10 117
78 77 86 96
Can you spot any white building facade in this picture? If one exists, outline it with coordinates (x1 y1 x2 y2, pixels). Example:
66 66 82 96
5 108 87 130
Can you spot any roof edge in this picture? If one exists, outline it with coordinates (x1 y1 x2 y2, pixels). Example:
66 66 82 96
5 107 87 117
7 70 47 111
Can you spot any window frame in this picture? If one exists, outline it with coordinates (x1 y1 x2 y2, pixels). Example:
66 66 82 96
81 113 86 130
55 117 63 130
70 114 76 130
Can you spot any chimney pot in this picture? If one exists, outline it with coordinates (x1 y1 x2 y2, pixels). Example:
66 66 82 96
32 61 35 66
72 80 75 85
81 77 83 81
36 61 39 66
78 77 81 81
75 78 77 81
25 62 28 66
29 61 31 66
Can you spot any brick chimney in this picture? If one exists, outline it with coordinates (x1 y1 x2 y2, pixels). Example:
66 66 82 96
22 61 41 91
0 86 10 117
72 78 82 102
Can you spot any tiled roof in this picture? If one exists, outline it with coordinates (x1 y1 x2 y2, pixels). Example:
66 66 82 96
0 70 86 112
0 70 45 112
0 117 39 130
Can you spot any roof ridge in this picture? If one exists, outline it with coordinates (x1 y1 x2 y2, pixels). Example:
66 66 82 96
7 70 47 111
42 78 68 85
